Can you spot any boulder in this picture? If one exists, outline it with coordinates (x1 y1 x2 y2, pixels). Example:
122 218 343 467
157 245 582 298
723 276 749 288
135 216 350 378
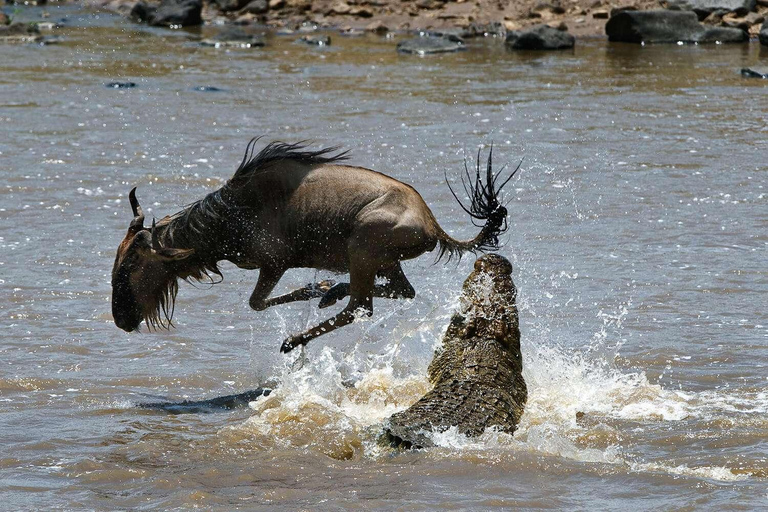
130 0 203 27
666 0 756 18
460 21 505 38
384 255 527 449
761 19 768 45
396 34 465 55
240 0 268 14
505 24 575 50
605 10 747 43
211 0 250 12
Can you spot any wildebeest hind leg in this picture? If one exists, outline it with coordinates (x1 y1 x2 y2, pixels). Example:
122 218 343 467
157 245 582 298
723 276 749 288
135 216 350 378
318 263 414 309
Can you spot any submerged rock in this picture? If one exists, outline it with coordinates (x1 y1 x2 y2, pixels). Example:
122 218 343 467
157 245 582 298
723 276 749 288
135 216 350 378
740 67 768 78
130 0 203 27
505 24 575 50
0 22 44 44
201 27 265 47
298 34 331 46
605 10 748 44
396 34 465 55
105 81 137 88
384 254 527 449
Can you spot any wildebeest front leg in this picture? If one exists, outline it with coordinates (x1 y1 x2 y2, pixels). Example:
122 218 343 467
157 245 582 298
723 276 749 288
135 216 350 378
248 266 286 311
249 267 335 310
263 280 336 308
280 257 377 353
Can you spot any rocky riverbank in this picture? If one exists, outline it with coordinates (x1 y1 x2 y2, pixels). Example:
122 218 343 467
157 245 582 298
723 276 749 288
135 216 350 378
16 0 756 39
2 0 768 49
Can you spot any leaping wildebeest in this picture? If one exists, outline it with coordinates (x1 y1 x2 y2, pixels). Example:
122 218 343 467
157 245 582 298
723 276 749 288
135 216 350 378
111 138 518 353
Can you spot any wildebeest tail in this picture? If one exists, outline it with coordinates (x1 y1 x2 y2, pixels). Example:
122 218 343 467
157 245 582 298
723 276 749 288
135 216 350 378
434 145 520 262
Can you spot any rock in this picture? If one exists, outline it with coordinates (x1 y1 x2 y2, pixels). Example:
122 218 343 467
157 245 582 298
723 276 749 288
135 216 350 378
0 22 44 43
365 20 389 34
284 0 311 12
130 0 203 27
383 255 527 449
268 0 285 8
201 27 265 47
240 0 268 14
666 0 756 18
329 0 351 14
592 9 610 19
396 34 466 54
415 0 444 9
349 6 373 17
696 25 749 41
505 24 575 49
530 2 566 19
0 12 8 25
298 34 330 45
721 13 751 29
761 19 768 45
605 10 747 43
211 0 250 12
460 21 505 38
340 26 366 36
740 67 768 78
105 81 137 88
191 85 226 91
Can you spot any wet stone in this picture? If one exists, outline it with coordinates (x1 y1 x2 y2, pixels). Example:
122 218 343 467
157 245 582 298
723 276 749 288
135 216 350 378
666 0 756 18
240 0 269 14
740 67 768 78
298 34 331 46
201 27 266 47
0 22 44 44
105 81 137 89
505 24 575 50
396 34 465 55
605 9 748 44
130 0 203 27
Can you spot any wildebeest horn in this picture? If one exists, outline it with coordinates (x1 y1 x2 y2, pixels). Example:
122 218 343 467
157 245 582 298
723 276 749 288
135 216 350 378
151 218 161 251
128 187 145 233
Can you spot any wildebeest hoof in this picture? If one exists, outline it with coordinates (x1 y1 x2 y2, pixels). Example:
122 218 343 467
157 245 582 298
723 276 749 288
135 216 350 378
318 282 349 309
280 335 304 353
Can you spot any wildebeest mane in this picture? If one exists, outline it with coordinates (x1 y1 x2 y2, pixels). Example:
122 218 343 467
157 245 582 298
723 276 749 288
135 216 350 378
228 137 350 188
141 138 349 331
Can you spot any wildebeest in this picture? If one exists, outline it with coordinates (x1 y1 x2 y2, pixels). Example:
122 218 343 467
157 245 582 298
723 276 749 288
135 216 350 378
111 138 517 353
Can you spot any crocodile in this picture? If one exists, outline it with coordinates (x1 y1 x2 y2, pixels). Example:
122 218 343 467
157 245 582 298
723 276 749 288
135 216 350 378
384 253 527 449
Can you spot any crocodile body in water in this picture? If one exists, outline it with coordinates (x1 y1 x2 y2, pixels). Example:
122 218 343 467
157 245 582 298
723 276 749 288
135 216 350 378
384 254 527 448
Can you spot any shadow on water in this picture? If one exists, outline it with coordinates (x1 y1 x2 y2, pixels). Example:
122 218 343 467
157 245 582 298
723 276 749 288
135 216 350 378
138 387 272 414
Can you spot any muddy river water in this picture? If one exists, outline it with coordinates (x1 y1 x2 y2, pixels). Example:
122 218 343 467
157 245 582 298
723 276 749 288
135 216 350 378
1 5 767 510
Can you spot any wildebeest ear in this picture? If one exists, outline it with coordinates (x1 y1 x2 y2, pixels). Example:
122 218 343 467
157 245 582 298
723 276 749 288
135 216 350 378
155 247 195 261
